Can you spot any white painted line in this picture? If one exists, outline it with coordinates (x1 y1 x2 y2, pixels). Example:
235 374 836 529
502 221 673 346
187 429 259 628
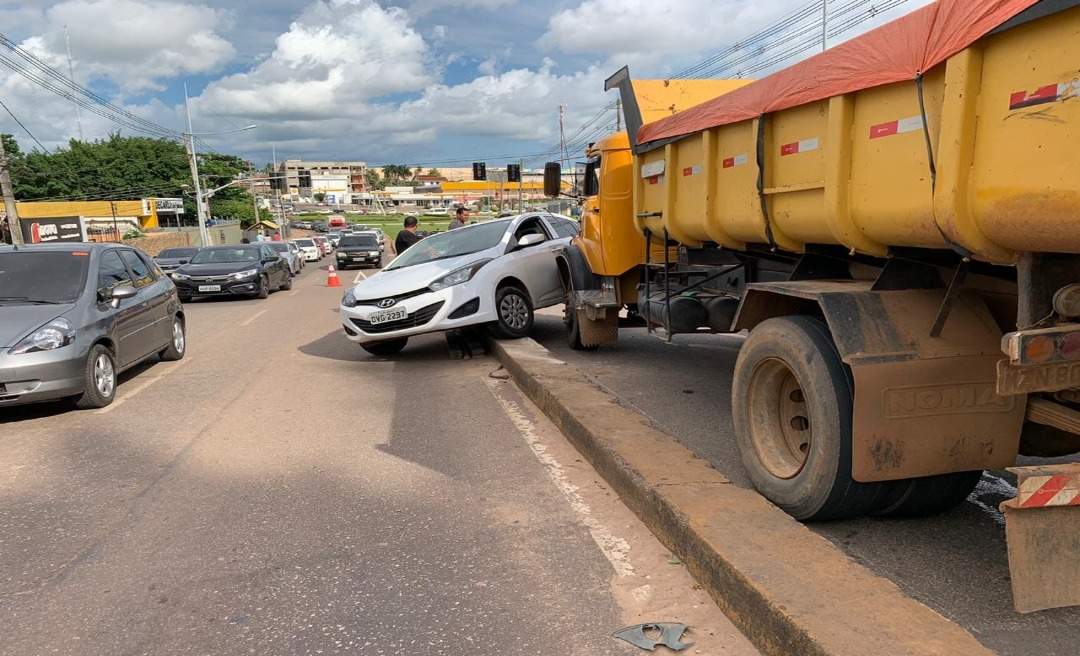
240 308 269 327
484 377 635 577
98 357 193 414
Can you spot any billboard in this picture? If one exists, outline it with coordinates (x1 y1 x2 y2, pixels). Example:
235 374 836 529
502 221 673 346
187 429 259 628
20 217 86 244
154 197 184 213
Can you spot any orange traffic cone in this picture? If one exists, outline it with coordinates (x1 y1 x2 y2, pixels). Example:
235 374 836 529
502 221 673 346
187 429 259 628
326 265 342 287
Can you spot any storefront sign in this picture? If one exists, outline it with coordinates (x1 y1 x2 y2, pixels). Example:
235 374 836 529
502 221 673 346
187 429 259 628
20 216 86 243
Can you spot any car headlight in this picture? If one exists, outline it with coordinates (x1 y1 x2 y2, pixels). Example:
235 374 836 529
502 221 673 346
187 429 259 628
170 272 190 281
9 318 77 355
429 259 493 292
369 251 380 257
230 268 259 281
342 288 357 308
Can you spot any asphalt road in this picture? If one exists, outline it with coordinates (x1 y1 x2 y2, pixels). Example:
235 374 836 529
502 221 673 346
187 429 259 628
529 309 1080 656
0 260 756 656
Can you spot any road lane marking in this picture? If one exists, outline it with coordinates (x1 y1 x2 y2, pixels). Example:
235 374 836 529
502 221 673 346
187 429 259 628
240 308 269 326
484 377 635 578
97 357 193 414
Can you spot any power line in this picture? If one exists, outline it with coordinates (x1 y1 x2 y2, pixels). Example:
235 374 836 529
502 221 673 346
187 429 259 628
0 99 49 152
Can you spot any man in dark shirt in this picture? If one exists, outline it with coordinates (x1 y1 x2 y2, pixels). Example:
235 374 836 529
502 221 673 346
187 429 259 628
448 206 468 230
394 216 421 255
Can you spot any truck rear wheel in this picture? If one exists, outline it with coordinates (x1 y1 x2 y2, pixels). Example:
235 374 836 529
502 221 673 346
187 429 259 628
733 316 890 520
872 470 983 518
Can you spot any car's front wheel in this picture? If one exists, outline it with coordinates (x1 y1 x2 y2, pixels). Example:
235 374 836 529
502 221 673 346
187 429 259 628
489 285 533 339
158 317 186 361
74 344 117 409
255 275 269 299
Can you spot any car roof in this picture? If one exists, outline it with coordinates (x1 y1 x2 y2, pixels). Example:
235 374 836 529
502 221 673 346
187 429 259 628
201 244 262 250
0 241 132 254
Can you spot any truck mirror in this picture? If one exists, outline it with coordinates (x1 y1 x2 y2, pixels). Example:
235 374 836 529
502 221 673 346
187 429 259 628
544 162 562 198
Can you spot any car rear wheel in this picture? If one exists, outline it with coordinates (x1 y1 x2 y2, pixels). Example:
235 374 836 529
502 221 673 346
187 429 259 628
489 285 533 339
158 317 186 361
361 338 408 356
74 344 117 409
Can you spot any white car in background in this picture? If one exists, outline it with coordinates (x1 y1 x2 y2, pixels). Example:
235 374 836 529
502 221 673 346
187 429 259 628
340 213 579 356
292 238 321 262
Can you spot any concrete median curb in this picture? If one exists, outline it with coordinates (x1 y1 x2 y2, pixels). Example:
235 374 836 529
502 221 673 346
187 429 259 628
488 336 994 656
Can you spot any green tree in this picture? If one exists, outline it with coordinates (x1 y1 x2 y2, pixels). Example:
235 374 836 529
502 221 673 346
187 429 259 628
382 164 412 184
364 169 383 190
425 168 441 177
313 192 326 203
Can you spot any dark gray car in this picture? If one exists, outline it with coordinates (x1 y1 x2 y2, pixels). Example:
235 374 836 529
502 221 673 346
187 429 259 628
0 242 186 409
153 246 201 274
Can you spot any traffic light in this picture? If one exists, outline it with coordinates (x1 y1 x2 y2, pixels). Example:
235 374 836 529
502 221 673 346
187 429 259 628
507 164 521 183
472 162 487 180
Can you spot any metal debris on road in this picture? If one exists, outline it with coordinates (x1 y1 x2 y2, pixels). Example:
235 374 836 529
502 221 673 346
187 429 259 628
613 623 694 651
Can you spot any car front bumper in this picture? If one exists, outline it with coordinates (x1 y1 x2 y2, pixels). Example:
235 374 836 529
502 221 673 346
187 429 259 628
0 344 91 406
174 277 262 296
336 251 382 266
339 285 492 345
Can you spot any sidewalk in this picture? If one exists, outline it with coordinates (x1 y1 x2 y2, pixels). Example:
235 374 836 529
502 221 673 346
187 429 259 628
487 335 996 656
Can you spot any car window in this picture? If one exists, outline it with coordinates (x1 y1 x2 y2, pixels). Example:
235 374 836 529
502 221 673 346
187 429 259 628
261 246 278 259
0 251 90 304
119 250 155 288
551 217 579 239
294 239 315 247
513 217 549 244
339 235 378 248
384 219 512 271
98 250 134 297
158 247 199 259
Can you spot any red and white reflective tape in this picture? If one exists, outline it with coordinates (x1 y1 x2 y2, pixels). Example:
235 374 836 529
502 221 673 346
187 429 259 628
1009 81 1080 111
869 116 924 139
722 154 748 169
780 138 819 156
1016 470 1080 508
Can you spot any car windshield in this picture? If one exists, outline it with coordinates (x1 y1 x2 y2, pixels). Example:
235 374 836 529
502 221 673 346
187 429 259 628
268 243 289 253
294 239 315 247
385 220 510 271
190 248 259 264
339 235 378 248
158 248 199 259
0 251 90 304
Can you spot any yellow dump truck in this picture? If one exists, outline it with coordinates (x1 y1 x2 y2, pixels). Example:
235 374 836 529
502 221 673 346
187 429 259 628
544 0 1080 611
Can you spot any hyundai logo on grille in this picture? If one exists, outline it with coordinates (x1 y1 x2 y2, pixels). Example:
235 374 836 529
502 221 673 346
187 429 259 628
377 298 397 308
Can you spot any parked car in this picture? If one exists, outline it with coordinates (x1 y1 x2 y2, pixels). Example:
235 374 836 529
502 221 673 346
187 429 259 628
169 244 292 301
312 221 328 232
313 235 332 256
266 241 303 276
292 238 321 262
340 213 578 355
326 231 343 247
425 207 450 217
287 240 306 268
153 246 201 274
335 233 383 270
0 242 185 409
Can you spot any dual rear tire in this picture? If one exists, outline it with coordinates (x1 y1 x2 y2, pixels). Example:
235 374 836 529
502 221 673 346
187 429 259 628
733 316 979 521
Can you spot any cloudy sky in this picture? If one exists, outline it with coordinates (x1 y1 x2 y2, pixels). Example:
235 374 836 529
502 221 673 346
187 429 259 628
0 0 931 170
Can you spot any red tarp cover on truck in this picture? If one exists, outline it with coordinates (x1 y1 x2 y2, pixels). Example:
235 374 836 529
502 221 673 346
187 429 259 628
637 0 1040 145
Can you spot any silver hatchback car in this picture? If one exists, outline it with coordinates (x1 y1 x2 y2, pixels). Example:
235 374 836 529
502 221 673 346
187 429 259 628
0 242 186 409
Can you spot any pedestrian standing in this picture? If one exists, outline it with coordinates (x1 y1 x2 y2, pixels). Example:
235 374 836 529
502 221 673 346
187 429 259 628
449 207 468 230
394 215 421 255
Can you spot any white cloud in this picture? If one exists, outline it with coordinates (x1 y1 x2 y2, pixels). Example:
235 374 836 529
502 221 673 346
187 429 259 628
44 0 235 94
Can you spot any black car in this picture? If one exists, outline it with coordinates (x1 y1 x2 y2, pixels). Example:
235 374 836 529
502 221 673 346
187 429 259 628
312 221 328 232
153 246 201 274
170 244 292 301
335 233 382 269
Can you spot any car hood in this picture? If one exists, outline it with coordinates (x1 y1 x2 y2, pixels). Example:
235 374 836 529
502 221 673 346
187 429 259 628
354 252 485 297
0 304 75 348
176 261 261 275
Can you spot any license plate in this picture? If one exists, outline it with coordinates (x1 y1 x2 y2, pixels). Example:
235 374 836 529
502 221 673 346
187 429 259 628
997 358 1080 396
369 307 408 325
198 285 221 292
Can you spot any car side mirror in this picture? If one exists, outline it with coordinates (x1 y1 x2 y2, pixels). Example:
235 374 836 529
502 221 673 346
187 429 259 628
516 233 545 249
110 285 137 308
179 259 189 265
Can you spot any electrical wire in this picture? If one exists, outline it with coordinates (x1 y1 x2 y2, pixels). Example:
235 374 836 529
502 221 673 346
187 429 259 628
0 98 49 152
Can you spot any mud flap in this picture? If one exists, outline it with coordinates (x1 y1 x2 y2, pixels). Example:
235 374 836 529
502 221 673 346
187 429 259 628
578 307 619 347
1001 463 1080 613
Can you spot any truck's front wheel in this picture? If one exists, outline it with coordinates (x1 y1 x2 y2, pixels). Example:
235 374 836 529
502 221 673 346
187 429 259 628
732 316 890 520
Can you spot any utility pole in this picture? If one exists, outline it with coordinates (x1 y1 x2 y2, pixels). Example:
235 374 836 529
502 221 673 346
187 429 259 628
183 84 211 246
64 25 84 141
250 168 260 232
518 157 524 212
0 136 23 245
558 103 568 173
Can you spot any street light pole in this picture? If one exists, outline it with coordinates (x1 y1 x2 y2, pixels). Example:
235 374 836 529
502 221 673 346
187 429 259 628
182 132 211 246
